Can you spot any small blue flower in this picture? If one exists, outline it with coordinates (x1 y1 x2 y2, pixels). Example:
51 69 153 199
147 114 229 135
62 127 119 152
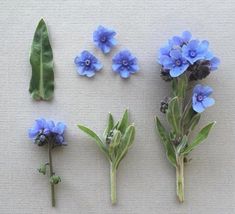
161 50 189 77
171 31 192 46
74 51 103 77
192 84 215 113
28 118 47 139
209 57 220 71
182 40 209 64
93 25 117 54
112 50 139 78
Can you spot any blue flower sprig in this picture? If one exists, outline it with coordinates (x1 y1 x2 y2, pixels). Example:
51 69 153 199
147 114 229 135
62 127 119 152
155 31 219 202
74 25 139 79
28 118 66 207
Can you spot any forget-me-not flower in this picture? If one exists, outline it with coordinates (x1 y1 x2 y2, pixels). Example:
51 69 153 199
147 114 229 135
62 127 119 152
93 25 117 54
192 84 215 113
74 51 102 78
171 31 192 47
112 50 139 78
161 50 189 77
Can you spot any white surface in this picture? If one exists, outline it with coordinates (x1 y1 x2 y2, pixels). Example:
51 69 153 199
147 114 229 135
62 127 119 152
0 0 235 213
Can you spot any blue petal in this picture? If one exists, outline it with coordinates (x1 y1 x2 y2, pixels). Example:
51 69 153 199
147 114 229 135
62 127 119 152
120 70 130 78
182 31 192 42
170 66 184 77
47 120 55 132
172 36 183 46
130 64 139 72
193 101 205 113
102 45 111 54
112 63 121 72
94 62 103 71
55 122 66 135
202 97 215 108
210 57 220 71
85 71 96 77
28 128 39 139
202 85 213 96
188 40 199 49
109 37 117 46
170 50 182 59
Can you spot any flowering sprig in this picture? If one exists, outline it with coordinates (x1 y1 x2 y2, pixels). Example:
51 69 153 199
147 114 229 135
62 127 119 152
28 118 66 207
156 31 219 202
78 110 135 204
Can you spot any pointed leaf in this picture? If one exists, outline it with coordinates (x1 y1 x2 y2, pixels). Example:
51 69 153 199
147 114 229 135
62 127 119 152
155 116 176 167
114 125 135 169
176 135 188 155
182 122 216 155
29 18 54 101
109 130 121 161
117 109 129 134
103 113 114 138
78 124 109 159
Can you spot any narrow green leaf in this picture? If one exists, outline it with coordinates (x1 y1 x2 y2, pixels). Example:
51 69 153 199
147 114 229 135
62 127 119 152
182 122 216 155
114 125 135 169
188 113 201 132
176 135 188 155
176 74 188 98
103 113 114 138
155 116 176 167
109 130 121 161
117 109 129 134
166 97 181 135
78 124 109 159
29 18 54 101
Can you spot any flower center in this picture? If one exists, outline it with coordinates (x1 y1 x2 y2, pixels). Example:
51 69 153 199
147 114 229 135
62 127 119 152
175 59 182 66
189 50 196 58
122 59 129 66
85 59 91 66
197 94 204 102
100 36 107 42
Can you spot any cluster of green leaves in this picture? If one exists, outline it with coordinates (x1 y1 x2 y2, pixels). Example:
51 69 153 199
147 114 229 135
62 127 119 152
78 110 135 170
29 18 54 101
155 74 215 168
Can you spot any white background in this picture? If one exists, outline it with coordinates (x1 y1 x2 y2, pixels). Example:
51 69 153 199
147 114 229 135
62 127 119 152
0 0 235 213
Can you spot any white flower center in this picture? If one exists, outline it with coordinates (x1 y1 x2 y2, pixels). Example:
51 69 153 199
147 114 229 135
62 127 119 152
85 59 91 66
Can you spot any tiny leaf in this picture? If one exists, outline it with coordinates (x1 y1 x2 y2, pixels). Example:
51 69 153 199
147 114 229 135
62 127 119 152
29 18 54 101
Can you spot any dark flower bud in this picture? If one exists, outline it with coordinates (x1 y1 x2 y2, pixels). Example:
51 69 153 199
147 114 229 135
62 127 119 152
106 130 114 145
50 175 61 184
160 68 173 81
189 60 210 81
38 164 47 175
160 97 170 114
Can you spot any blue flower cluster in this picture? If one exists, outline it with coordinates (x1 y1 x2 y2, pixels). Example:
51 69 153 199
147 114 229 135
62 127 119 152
159 31 220 79
28 118 66 146
74 25 139 79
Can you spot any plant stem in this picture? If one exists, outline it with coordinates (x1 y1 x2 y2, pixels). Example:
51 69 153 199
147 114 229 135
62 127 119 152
110 162 117 205
48 141 55 207
176 156 184 203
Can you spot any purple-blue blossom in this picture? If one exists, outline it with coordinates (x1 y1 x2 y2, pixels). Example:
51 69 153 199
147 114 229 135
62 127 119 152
74 51 102 78
161 50 189 77
28 118 66 146
192 84 215 113
93 25 117 54
112 50 139 78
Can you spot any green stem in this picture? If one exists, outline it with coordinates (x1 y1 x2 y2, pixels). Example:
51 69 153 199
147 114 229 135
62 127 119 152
110 163 117 205
48 142 55 207
176 156 184 203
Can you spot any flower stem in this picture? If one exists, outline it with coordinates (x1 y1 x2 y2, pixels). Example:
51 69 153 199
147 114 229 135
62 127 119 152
48 142 55 207
110 163 117 205
176 156 184 203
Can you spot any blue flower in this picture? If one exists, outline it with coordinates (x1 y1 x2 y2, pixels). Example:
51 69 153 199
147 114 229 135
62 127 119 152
112 50 139 78
93 25 117 54
161 50 189 77
182 40 209 64
28 118 47 139
74 51 103 77
171 31 192 46
209 57 220 71
192 84 215 113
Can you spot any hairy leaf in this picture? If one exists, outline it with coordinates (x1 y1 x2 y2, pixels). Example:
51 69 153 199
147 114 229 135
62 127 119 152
182 122 216 155
103 113 114 138
155 116 176 167
117 110 129 134
29 18 54 100
78 124 109 159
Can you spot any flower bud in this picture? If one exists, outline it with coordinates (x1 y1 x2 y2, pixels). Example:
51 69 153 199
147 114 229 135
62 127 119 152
38 164 47 175
50 175 61 184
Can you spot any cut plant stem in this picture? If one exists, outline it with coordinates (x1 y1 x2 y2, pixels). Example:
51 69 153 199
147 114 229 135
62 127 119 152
48 141 55 207
110 162 117 205
176 156 184 203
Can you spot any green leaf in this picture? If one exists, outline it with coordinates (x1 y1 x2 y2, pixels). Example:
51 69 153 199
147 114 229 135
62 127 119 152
166 97 181 135
29 18 54 101
117 109 129 134
103 113 114 138
114 125 135 169
78 124 109 159
188 113 201 132
109 130 122 161
176 74 188 98
176 135 188 155
155 116 176 167
182 122 216 155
